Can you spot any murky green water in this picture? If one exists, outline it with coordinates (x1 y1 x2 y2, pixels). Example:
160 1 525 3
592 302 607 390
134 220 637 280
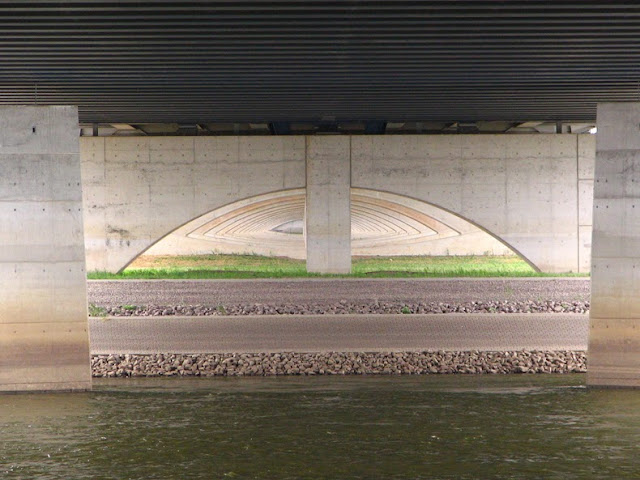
1 375 639 479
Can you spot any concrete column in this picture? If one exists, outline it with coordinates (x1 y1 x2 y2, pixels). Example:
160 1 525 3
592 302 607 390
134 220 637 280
589 102 640 387
305 136 351 273
0 106 91 392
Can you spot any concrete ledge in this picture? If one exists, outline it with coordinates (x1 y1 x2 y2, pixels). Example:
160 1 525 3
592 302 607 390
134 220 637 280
0 381 91 393
588 365 640 387
90 313 589 354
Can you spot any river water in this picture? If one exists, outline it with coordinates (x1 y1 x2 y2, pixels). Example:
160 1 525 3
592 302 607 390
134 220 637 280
1 375 639 479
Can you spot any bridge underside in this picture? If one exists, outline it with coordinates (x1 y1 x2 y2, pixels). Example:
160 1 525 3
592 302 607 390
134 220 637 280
3 3 640 390
2 104 640 390
1 2 639 126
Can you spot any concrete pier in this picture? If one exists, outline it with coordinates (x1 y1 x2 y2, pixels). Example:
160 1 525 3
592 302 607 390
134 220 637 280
589 102 640 387
305 136 352 273
0 106 91 392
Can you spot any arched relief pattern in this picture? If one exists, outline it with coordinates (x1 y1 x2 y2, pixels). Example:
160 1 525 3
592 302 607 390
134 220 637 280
81 136 307 272
141 188 514 261
351 134 590 273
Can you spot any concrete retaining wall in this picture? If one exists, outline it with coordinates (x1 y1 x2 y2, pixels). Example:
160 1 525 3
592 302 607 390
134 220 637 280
81 134 594 273
352 135 595 273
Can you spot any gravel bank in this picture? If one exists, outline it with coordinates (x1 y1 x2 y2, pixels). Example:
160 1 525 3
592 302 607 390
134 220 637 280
97 300 589 317
89 279 590 377
92 351 587 377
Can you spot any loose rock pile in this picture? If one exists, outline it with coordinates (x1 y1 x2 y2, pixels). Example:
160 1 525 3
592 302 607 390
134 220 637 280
92 350 587 377
98 300 589 317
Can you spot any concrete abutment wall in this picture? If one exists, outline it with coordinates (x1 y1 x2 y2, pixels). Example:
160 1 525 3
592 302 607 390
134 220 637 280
80 134 595 274
352 135 594 273
81 136 305 272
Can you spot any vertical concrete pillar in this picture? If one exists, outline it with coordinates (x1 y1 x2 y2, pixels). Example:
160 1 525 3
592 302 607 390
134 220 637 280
305 136 351 273
0 106 91 392
589 102 640 387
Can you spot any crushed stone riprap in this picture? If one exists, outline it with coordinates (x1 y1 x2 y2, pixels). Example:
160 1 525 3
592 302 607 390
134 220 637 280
92 351 587 377
93 300 590 317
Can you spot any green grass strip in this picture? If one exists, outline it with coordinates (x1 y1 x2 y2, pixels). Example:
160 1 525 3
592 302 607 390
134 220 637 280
87 254 588 279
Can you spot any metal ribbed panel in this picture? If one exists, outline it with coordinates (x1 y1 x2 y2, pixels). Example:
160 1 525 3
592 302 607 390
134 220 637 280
1 1 639 124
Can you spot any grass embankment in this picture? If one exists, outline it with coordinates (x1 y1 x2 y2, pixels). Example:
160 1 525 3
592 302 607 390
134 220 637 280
87 254 588 279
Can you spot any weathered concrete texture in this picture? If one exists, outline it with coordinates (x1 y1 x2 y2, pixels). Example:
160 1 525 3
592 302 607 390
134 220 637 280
352 134 594 273
81 134 595 273
579 134 596 272
81 136 305 272
589 103 640 387
0 106 91 392
305 136 352 273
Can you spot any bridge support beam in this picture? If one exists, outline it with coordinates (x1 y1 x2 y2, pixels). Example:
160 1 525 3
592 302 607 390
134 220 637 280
589 102 640 387
0 106 91 392
305 136 351 273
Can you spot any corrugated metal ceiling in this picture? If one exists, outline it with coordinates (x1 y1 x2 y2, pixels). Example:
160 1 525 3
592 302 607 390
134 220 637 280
1 1 639 124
